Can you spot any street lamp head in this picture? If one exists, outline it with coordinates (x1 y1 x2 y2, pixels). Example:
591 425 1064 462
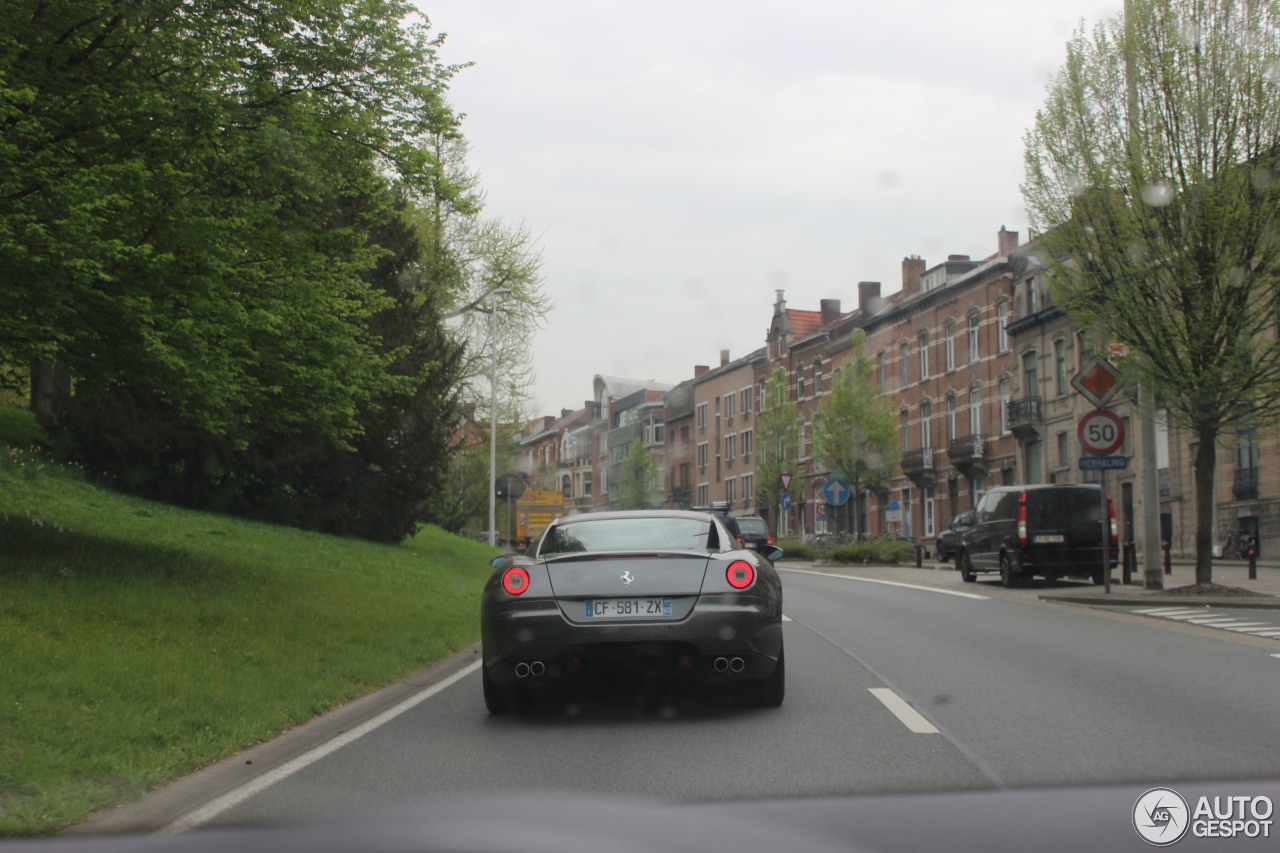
492 287 513 297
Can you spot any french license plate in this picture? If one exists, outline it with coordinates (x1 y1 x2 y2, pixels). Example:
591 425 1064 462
584 598 672 618
1034 535 1065 543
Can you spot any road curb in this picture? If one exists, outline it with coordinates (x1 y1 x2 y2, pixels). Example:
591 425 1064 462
1040 594 1280 609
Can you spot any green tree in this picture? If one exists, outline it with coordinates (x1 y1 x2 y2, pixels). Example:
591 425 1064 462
754 367 799 531
1022 0 1280 585
411 135 551 418
1 0 465 444
813 330 901 536
615 438 657 510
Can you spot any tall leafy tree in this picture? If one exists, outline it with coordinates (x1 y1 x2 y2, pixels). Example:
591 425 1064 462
754 367 799 532
813 330 901 536
1 0 465 444
615 437 657 510
1023 0 1280 585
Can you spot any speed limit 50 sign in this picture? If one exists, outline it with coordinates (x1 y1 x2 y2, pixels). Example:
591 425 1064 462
1078 409 1125 456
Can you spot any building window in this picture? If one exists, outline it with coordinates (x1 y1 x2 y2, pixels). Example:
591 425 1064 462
741 388 751 416
1022 350 1038 397
583 473 593 496
725 393 735 420
1025 439 1043 483
741 429 753 459
725 477 736 505
725 434 736 461
697 484 709 506
1054 338 1067 395
696 403 708 430
742 474 754 507
999 377 1011 435
1027 276 1038 314
900 342 910 389
797 370 806 399
997 302 1009 353
969 387 983 435
877 352 887 393
968 313 980 363
945 322 956 371
921 399 932 449
813 359 823 396
946 393 957 443
900 409 910 452
919 333 930 381
1057 431 1069 466
924 486 936 538
697 442 708 470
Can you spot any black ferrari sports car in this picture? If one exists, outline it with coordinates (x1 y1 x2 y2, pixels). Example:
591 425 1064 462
480 510 785 713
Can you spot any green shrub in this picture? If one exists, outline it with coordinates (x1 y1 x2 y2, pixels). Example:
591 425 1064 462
827 540 915 565
775 538 814 561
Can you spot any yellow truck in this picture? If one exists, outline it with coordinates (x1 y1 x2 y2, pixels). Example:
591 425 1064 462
514 490 564 551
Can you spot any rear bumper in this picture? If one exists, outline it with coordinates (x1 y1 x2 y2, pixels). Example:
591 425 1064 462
481 593 782 687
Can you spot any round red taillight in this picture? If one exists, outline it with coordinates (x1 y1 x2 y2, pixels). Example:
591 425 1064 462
501 567 530 595
726 560 755 590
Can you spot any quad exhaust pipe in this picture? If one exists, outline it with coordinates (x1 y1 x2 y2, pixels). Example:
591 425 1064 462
514 660 547 679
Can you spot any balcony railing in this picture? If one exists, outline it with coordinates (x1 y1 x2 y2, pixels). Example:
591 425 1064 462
901 447 936 483
947 434 986 467
1233 467 1260 501
1006 396 1042 434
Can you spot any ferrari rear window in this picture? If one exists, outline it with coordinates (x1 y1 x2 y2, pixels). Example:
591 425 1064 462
540 517 712 556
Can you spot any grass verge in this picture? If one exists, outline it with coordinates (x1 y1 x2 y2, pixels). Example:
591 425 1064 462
0 408 495 836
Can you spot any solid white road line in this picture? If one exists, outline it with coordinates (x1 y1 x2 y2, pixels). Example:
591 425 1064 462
868 688 940 734
161 660 482 834
779 568 990 600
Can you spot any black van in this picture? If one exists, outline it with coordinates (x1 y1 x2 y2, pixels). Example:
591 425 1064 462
956 484 1118 586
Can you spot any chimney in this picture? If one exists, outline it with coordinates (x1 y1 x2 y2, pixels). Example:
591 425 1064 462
902 256 926 296
947 254 971 263
998 225 1019 257
561 408 573 419
694 365 709 379
720 349 730 367
858 281 882 315
820 298 842 327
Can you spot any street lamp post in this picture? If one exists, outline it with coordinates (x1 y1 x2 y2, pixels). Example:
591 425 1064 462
489 287 512 547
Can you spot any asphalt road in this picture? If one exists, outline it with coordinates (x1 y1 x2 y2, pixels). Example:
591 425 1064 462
103 565 1280 833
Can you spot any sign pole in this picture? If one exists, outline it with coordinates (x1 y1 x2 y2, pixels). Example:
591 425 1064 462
1101 469 1111 595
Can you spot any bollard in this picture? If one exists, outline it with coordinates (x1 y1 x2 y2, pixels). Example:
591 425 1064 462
915 544 923 568
1250 551 1257 581
1122 542 1133 585
1163 541 1172 575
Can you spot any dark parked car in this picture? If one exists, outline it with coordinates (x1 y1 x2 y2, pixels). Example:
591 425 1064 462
736 515 774 553
955 484 1118 587
480 510 785 713
935 511 975 562
692 505 744 548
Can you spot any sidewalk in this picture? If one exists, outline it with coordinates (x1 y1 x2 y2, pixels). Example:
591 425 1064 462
778 556 1280 609
1038 557 1280 608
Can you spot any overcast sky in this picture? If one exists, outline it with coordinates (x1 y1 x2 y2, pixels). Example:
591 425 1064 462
418 0 1126 415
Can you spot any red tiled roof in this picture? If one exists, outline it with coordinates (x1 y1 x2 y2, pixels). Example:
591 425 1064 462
787 309 824 338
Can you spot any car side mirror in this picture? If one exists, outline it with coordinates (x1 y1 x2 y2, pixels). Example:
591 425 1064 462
490 554 517 569
763 546 784 563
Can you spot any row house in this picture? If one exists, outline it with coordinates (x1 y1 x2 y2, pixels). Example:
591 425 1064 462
761 228 1024 543
690 348 766 512
593 375 672 511
867 230 1024 544
525 228 1280 559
